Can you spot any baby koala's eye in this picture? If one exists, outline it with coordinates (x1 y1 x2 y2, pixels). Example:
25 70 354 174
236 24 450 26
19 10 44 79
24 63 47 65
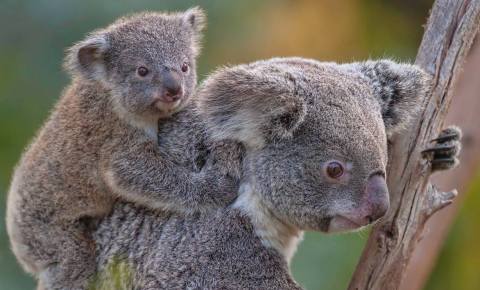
326 161 344 179
181 62 189 73
137 66 149 77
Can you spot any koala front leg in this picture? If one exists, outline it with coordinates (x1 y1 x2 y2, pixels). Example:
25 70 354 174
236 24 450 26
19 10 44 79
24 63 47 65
206 140 245 181
422 126 462 172
102 139 240 214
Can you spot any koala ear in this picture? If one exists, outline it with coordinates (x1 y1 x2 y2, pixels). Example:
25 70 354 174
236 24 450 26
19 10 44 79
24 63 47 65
64 33 109 81
356 60 431 134
197 65 306 149
183 6 206 33
182 7 206 56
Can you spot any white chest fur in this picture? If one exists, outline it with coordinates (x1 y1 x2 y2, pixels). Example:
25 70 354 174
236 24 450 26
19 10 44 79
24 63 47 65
233 183 303 264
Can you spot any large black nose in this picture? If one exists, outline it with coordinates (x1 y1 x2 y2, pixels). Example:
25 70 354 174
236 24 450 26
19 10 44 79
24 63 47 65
365 174 390 222
162 70 183 102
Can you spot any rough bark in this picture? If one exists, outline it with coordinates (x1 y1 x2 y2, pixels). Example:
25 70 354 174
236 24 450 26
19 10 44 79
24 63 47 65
348 1 480 289
400 37 480 290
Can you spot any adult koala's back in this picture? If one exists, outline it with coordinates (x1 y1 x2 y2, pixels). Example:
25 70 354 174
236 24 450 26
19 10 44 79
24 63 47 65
93 108 299 289
92 57 433 289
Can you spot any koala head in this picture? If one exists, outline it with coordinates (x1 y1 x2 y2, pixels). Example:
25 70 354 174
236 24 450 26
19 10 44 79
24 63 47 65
65 7 206 120
198 57 430 233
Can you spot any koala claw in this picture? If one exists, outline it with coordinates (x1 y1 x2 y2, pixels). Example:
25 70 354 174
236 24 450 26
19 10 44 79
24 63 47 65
431 133 460 143
422 126 461 172
422 144 457 155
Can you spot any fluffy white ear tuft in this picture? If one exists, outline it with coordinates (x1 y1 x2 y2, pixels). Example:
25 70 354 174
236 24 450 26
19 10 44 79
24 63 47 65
351 60 432 134
64 33 109 81
183 6 207 33
197 65 306 149
182 7 206 56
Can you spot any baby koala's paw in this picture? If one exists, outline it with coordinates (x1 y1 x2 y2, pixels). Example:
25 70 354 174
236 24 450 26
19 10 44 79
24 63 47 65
422 126 462 172
208 140 245 181
199 140 245 207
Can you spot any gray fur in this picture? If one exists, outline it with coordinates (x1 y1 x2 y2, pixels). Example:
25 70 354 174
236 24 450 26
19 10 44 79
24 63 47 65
94 203 301 290
89 57 437 289
341 59 431 134
6 8 242 290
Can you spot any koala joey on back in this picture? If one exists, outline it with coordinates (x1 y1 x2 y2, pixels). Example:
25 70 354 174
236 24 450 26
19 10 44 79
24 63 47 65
6 8 242 290
92 58 460 289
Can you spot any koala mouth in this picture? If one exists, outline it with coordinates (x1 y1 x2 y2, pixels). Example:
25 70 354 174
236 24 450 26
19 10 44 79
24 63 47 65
327 215 366 233
153 98 181 109
152 99 183 116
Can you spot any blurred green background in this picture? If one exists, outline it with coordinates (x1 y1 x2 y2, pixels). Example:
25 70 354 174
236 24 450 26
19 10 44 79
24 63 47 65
1 1 479 289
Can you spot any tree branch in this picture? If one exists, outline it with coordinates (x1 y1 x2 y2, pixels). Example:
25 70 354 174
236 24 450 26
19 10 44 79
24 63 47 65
348 1 480 289
421 185 457 220
401 37 480 290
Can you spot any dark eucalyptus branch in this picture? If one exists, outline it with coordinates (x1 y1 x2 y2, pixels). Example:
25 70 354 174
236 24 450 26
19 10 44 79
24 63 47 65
348 1 480 289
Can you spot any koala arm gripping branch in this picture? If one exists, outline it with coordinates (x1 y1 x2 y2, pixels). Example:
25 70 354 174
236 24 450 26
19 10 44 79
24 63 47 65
101 138 238 214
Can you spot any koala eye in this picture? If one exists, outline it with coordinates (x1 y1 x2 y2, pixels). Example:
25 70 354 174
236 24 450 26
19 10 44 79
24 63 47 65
326 161 344 179
137 66 149 77
181 62 189 73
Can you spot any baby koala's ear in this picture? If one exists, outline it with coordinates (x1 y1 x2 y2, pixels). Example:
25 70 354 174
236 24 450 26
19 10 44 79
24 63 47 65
182 7 206 56
183 6 206 33
356 60 432 135
197 65 306 149
64 33 109 81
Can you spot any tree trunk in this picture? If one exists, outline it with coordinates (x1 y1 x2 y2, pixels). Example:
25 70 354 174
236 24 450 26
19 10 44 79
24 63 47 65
400 36 480 290
348 1 480 289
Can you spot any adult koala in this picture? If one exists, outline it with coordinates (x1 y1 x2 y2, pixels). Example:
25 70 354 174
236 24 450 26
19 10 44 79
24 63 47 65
90 58 460 290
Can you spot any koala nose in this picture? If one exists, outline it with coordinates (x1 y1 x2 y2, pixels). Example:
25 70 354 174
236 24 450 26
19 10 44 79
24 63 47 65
328 174 390 233
364 174 389 223
161 70 183 102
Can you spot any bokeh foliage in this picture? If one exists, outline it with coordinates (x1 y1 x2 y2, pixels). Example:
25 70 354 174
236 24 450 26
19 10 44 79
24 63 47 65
1 1 478 289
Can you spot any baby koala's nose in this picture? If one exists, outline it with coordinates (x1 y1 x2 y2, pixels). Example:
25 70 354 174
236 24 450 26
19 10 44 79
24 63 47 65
163 84 182 102
161 71 183 102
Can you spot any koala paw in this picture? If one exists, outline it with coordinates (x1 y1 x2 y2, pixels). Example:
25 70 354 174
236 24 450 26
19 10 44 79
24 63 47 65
197 140 245 208
208 140 245 181
422 126 461 172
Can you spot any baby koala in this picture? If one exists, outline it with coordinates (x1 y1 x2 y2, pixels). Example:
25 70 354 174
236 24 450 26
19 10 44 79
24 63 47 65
6 8 240 290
